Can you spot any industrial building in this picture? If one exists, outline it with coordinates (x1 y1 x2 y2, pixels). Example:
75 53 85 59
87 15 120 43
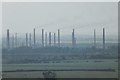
5 28 106 51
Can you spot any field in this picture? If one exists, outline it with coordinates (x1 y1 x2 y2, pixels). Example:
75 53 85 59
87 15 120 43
2 59 118 78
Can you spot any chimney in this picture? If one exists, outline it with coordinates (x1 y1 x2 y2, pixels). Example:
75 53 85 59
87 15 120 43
42 29 44 47
72 29 75 48
54 33 56 47
74 37 76 47
103 28 105 50
49 32 51 47
33 28 36 48
12 35 14 49
26 33 28 47
45 32 47 46
7 29 10 49
29 33 31 47
94 29 96 48
15 33 17 48
58 29 60 47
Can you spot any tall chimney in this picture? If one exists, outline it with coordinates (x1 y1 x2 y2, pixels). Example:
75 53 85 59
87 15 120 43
7 29 10 49
72 29 75 48
74 37 76 47
15 33 17 48
45 32 47 47
26 33 28 47
33 28 36 48
58 29 60 47
29 33 31 47
103 28 105 50
54 33 56 47
42 29 44 47
94 29 96 48
12 35 14 49
49 32 51 47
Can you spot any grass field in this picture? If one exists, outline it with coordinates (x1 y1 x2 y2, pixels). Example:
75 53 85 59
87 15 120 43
2 59 118 78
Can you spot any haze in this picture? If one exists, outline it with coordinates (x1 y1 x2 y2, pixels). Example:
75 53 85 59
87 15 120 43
2 2 118 37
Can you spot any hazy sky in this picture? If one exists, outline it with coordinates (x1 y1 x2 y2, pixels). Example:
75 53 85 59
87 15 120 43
2 2 118 37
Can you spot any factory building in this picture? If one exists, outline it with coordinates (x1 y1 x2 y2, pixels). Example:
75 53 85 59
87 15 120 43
5 28 107 50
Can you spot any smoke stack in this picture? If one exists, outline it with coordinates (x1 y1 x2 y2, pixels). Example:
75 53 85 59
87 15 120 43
15 33 17 48
94 29 96 48
103 28 105 50
7 29 10 49
49 32 51 47
33 28 36 48
29 33 31 47
58 29 60 47
42 29 44 47
45 32 47 47
26 33 28 47
12 35 14 49
72 29 75 48
54 33 56 47
74 37 76 47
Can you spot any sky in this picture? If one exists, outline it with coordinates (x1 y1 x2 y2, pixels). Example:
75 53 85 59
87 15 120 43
2 2 118 38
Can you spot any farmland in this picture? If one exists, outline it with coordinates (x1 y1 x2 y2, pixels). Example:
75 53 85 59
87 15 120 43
2 59 118 78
